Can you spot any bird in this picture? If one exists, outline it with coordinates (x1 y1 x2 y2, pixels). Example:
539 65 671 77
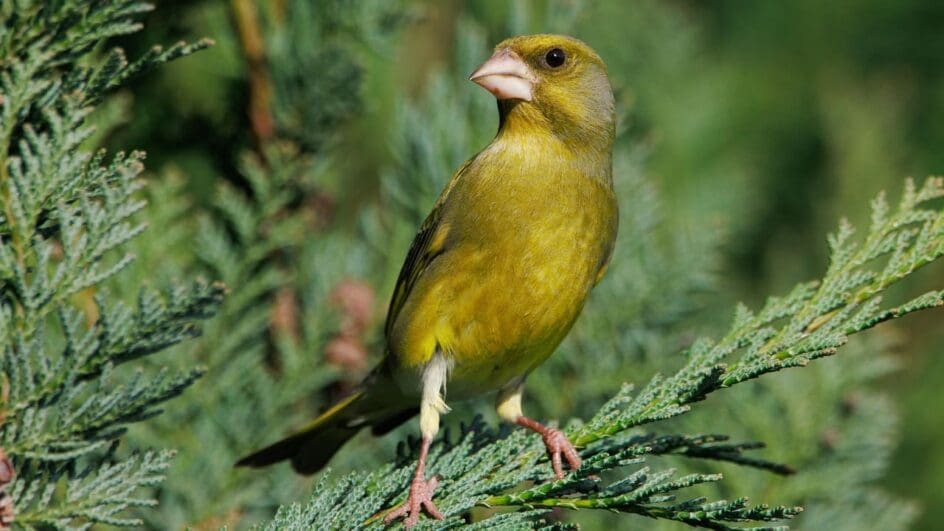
236 33 618 528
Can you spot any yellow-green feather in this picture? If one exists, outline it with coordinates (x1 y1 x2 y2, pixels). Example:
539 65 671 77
384 35 618 396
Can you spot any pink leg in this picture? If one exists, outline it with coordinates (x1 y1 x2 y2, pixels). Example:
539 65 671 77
383 436 444 528
516 416 582 479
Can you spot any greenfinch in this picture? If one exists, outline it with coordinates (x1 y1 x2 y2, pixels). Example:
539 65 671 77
237 34 617 527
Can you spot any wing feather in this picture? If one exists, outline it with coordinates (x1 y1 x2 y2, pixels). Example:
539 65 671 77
384 160 473 338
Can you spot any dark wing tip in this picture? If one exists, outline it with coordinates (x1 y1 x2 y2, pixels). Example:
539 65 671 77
234 435 305 469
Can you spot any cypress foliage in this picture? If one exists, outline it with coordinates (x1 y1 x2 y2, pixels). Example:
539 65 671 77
0 1 221 528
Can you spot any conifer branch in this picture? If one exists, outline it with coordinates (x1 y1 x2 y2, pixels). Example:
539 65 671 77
14 450 174 528
1 1 219 527
263 176 944 529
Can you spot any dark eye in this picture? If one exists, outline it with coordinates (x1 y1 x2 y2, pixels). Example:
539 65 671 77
545 48 566 68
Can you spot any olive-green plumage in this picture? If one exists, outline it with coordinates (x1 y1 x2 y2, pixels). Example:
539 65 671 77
237 34 617 479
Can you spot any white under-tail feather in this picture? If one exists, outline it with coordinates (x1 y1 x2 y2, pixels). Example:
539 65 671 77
419 353 452 438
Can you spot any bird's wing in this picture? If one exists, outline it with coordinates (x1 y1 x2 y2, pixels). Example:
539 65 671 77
384 159 473 338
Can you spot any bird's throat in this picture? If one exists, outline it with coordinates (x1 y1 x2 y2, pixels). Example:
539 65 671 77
496 99 614 167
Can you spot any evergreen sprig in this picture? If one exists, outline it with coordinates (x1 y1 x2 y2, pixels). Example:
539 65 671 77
260 417 799 530
1 282 224 460
1 0 219 527
572 177 944 448
0 1 211 157
262 176 944 529
13 450 174 528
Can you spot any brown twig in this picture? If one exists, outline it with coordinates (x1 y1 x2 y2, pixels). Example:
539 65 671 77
231 0 275 146
325 279 376 385
270 286 300 340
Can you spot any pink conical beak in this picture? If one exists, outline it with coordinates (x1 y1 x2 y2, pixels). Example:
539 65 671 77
469 49 535 102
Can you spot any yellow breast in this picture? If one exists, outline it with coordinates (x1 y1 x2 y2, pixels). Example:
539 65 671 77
387 138 617 397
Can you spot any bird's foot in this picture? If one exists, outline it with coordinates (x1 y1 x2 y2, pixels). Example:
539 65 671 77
517 416 582 479
383 474 444 528
540 426 582 479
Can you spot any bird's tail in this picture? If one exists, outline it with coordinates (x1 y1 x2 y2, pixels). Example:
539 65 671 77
235 385 417 474
236 390 364 474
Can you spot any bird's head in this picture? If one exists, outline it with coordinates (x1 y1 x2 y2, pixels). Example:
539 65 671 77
470 34 615 150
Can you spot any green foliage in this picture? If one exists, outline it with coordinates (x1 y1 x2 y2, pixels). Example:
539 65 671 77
0 1 210 149
118 1 405 527
0 0 220 528
14 450 173 528
261 418 798 530
262 0 405 152
128 147 344 528
573 179 944 444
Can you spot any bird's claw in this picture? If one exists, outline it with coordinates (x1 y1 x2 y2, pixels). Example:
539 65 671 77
383 474 444 528
540 427 582 479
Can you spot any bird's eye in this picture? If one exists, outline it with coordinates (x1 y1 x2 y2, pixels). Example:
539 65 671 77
544 48 566 68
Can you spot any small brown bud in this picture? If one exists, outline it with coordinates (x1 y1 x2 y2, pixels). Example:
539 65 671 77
0 452 12 485
819 427 841 451
0 448 14 531
307 192 337 230
270 287 300 339
329 279 375 336
0 493 13 530
840 392 860 417
324 335 368 372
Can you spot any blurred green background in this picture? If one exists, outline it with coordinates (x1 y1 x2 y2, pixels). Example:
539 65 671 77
105 0 944 528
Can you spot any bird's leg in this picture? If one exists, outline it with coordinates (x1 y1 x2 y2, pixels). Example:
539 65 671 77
384 354 449 528
383 436 443 528
497 381 582 480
